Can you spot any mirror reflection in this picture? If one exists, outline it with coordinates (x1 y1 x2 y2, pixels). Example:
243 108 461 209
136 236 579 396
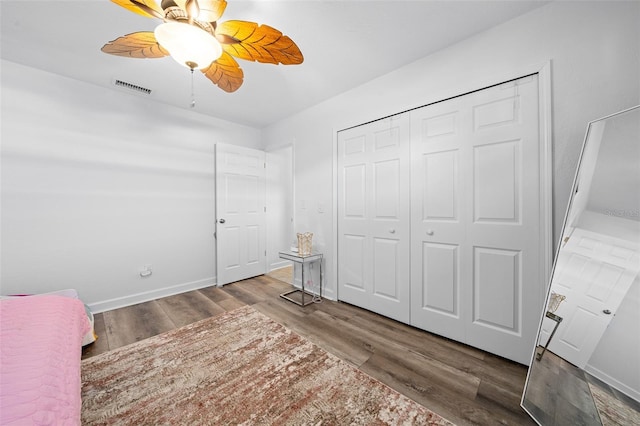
522 105 640 425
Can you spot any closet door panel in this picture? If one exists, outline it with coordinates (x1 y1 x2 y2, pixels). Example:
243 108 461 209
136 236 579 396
473 140 520 223
373 237 401 299
411 100 469 340
423 150 459 221
342 234 367 291
422 242 460 316
343 164 367 218
338 114 411 323
412 75 544 363
465 76 543 363
472 246 521 331
373 159 401 218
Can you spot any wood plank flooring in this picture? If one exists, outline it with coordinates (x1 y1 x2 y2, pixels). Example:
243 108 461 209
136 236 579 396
82 272 536 426
523 349 600 425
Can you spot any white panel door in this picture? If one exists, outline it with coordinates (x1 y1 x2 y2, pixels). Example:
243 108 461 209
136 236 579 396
338 114 411 323
409 102 470 342
411 75 544 363
544 227 640 367
215 143 266 286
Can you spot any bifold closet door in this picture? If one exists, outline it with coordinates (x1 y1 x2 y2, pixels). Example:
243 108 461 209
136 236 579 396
337 114 411 323
410 75 543 364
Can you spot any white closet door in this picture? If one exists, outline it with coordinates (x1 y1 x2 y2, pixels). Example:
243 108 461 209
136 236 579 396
409 96 472 343
411 76 544 363
338 114 411 323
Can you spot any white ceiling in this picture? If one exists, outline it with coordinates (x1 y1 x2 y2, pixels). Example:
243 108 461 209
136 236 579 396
1 1 548 128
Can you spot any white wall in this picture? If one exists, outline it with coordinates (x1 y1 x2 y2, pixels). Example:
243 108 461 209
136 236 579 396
262 1 640 303
0 60 261 311
587 276 640 401
266 145 294 271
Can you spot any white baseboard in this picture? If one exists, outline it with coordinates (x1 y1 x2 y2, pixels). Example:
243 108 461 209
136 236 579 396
269 260 291 272
88 277 216 314
322 288 335 301
87 273 336 313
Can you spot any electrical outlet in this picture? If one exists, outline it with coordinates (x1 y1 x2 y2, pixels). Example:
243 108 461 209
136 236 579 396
140 265 152 278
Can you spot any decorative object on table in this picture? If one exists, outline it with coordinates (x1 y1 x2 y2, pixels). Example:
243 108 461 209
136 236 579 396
548 292 566 313
297 232 313 256
81 306 453 425
535 293 567 361
534 291 567 360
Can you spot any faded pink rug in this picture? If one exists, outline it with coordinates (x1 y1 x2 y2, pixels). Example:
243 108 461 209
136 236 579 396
588 382 640 426
81 305 453 425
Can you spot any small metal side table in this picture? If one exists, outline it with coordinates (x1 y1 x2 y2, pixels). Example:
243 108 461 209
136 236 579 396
536 311 563 361
278 250 323 306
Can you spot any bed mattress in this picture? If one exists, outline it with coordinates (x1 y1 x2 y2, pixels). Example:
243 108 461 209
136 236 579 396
0 295 90 425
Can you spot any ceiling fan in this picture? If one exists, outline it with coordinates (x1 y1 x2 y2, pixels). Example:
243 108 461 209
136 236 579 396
102 0 304 93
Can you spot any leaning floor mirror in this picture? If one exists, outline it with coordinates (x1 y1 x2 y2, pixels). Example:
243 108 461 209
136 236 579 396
521 105 640 425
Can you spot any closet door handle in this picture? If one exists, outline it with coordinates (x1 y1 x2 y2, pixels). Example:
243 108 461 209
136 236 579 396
219 218 226 224
426 229 434 236
389 229 396 234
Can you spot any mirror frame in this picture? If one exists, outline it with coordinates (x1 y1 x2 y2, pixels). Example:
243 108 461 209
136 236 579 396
520 104 640 425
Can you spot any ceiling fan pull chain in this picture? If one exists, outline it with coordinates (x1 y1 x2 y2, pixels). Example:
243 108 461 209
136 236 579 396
190 68 196 108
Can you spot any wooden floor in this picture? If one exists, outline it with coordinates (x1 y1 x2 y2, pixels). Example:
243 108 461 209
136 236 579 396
83 272 536 426
523 348 640 425
523 348 601 424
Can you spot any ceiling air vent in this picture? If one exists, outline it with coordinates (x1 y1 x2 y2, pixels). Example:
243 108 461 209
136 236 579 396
114 79 152 95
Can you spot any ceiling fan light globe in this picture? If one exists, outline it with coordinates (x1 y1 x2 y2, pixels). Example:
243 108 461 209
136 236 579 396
154 22 222 69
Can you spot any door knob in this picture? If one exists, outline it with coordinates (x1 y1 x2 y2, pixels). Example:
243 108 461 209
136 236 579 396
219 218 226 224
603 309 611 315
389 229 396 234
426 229 434 236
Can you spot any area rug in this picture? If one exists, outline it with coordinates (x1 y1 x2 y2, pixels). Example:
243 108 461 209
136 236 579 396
81 305 453 425
588 382 640 426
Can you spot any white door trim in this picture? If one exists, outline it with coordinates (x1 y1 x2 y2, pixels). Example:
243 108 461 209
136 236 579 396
265 144 295 272
330 128 339 301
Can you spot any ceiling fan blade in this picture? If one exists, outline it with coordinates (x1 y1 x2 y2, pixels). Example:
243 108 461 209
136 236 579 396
183 0 199 24
197 0 226 23
216 21 303 65
201 51 244 93
102 32 169 59
173 0 226 23
111 0 165 20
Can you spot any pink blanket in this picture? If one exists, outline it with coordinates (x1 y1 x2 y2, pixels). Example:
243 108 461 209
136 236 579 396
1 295 90 425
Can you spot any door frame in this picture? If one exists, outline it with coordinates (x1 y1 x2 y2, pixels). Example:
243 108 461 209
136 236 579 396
265 144 295 273
332 61 553 306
